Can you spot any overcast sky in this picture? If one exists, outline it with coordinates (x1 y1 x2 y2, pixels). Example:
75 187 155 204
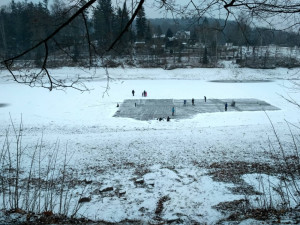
0 0 171 18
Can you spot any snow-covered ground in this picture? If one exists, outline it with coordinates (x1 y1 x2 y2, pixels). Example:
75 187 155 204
0 65 300 224
2 62 300 83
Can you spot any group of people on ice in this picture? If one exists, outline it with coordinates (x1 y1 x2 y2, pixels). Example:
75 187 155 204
128 89 234 121
132 89 148 97
182 96 233 112
157 116 171 122
183 97 206 107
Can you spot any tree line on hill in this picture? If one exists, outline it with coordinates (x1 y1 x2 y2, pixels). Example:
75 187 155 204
0 0 299 68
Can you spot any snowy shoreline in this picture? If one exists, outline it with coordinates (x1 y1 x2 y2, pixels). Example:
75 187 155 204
1 64 300 82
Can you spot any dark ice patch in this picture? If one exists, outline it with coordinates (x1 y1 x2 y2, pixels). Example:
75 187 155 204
114 98 279 121
0 103 9 108
210 80 273 83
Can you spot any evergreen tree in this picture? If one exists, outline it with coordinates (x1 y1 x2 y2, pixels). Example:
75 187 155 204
0 8 7 57
136 6 146 41
7 0 18 55
116 7 122 29
69 6 86 62
115 2 130 44
43 0 49 9
50 0 69 46
30 2 52 59
165 28 174 48
93 0 114 48
121 2 129 31
166 28 173 38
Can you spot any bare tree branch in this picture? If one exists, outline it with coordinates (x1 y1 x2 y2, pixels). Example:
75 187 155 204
3 0 97 65
106 0 145 52
2 0 97 91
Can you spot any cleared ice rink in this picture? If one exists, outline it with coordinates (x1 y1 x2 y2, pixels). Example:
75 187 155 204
114 98 280 120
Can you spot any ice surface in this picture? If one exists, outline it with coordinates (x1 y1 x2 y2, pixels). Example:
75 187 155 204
114 98 279 121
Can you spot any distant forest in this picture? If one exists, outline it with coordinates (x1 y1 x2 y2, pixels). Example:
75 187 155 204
0 0 299 67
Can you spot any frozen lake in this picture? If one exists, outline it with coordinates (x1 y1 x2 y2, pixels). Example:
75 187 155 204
0 78 295 127
0 67 300 224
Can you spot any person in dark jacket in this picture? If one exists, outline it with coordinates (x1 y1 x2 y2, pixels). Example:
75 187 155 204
225 102 228 111
172 107 175 116
231 100 235 107
192 98 195 106
204 96 206 102
132 90 135 96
